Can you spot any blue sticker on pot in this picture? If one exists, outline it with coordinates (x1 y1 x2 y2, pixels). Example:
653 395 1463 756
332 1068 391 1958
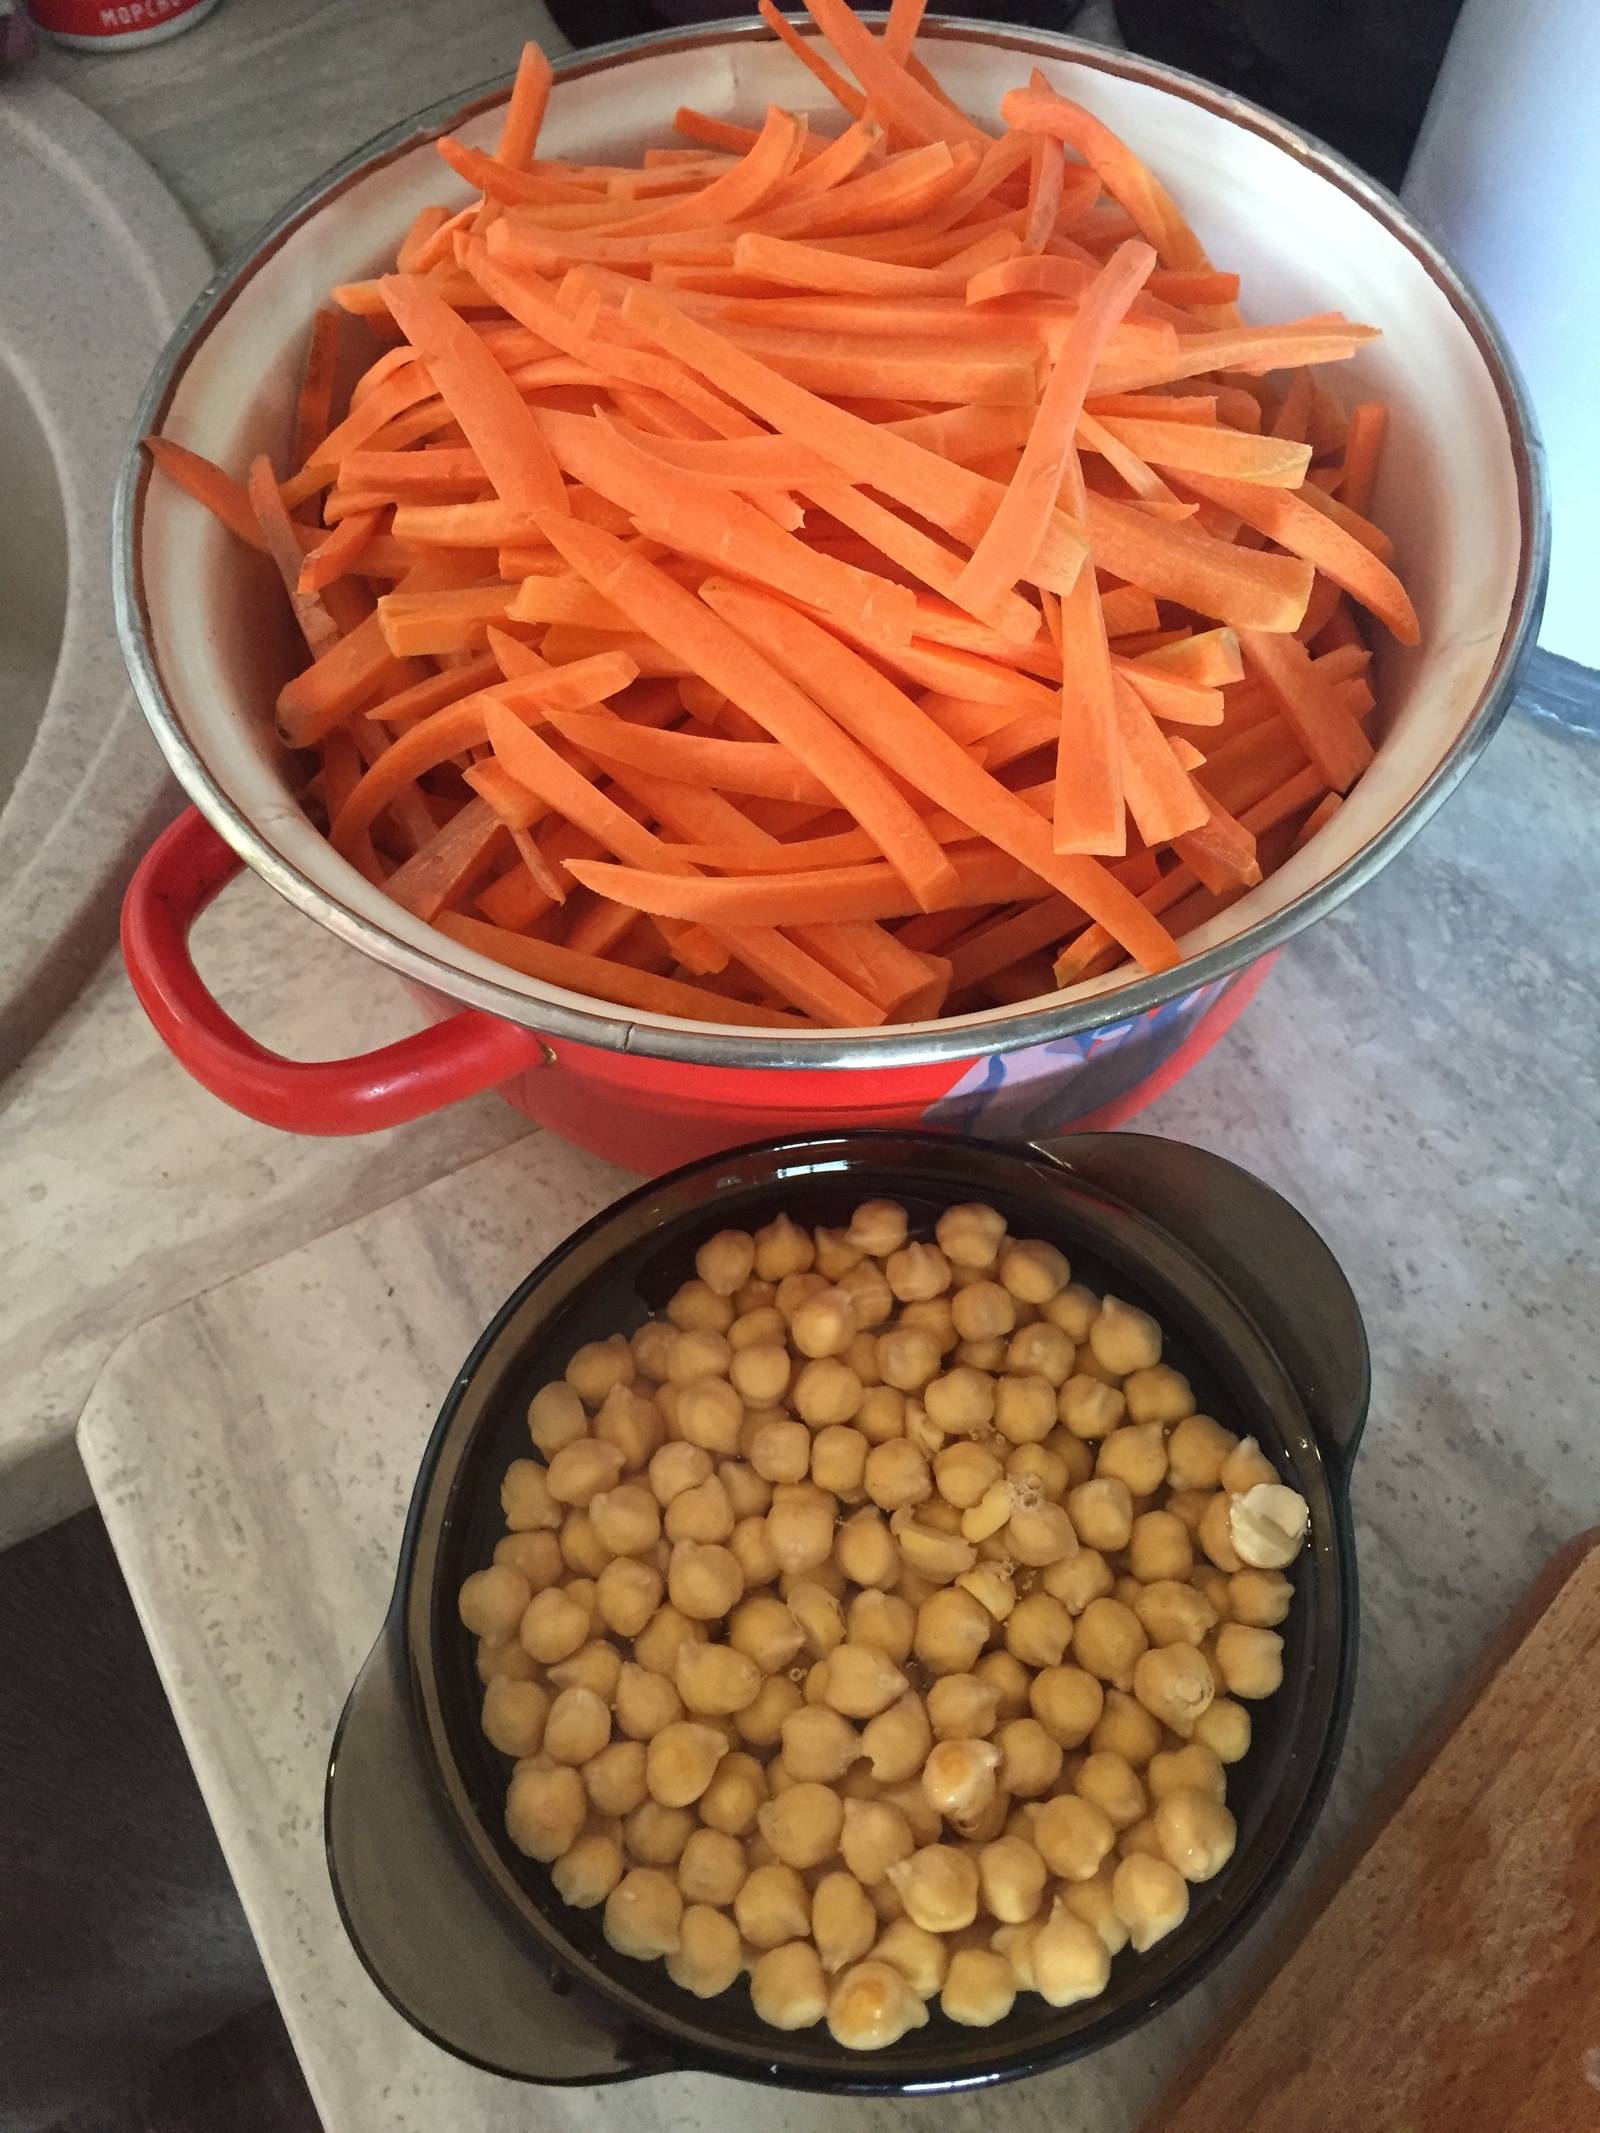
921 978 1230 1140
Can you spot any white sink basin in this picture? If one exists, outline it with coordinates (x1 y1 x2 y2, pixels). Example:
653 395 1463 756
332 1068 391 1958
0 75 208 1077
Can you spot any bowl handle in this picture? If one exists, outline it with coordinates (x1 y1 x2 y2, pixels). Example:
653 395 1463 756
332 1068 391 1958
327 1627 674 2086
121 808 549 1134
1030 1131 1370 1475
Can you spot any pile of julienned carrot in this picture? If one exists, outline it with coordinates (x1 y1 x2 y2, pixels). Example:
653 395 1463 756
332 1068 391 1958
144 0 1417 1034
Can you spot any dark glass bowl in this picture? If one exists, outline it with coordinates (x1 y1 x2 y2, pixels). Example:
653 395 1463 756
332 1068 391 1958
327 1129 1367 2092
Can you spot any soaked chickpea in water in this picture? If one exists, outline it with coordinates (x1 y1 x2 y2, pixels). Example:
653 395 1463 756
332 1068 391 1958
464 1196 1301 2043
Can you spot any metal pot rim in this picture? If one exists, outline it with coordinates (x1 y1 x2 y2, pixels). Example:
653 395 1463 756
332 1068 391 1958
113 17 1548 1072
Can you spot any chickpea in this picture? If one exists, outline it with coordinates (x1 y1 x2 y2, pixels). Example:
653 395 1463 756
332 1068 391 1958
1133 1643 1215 1734
1230 1483 1309 1571
861 1690 932 1784
785 1578 842 1662
666 1903 744 1998
604 1866 683 1959
864 1439 932 1515
1030 1793 1115 1882
1198 1491 1243 1573
752 1939 833 2032
731 1342 792 1408
920 1738 1002 1828
969 1831 1044 1927
753 1211 815 1283
1074 1749 1146 1833
625 1797 696 1865
880 1780 942 1851
1166 1413 1239 1493
675 1827 747 1910
667 1540 744 1622
1221 1436 1279 1495
645 1721 728 1808
567 1334 635 1410
932 1944 1014 2031
729 1514 781 1590
928 1443 996 1514
812 1869 878 1974
804 1427 863 1503
887 1844 979 1933
874 1324 941 1395
885 1241 950 1304
676 1376 744 1459
557 1510 608 1580
1191 1697 1251 1765
958 1563 1016 1622
996 1239 1068 1305
1229 1567 1294 1627
772 1697 857 1781
787 1359 860 1432
1005 1321 1077 1389
648 1442 713 1509
1096 1424 1169 1498
725 1592 801 1674
669 1280 736 1337
743 1418 807 1492
1191 1561 1233 1618
732 1276 777 1316
1031 1900 1112 2007
899 1296 959 1355
1073 1598 1148 1692
543 1684 611 1767
1090 1688 1164 1770
840 1593 910 1671
1044 1427 1096 1490
925 1202 999 1270
552 1830 624 1910
854 1386 906 1445
1112 1852 1190 1952
718 1459 770 1523
812 1224 864 1282
736 1673 803 1750
594 1385 666 1474
1058 1377 1126 1442
949 1281 1015 1348
1020 1663 1099 1750
1088 1295 1162 1377
1004 1592 1072 1670
519 1586 589 1665
982 1376 1050 1451
922 1367 993 1439
833 1793 916 1891
696 1228 756 1299
729 1305 786 1354
586 1481 662 1560
1155 1786 1237 1882
954 1338 1006 1373
993 1712 1062 1795
699 1749 768 1835
493 1529 564 1595
827 1959 929 2049
481 1678 550 1759
791 1287 858 1361
584 1738 649 1817
1067 1478 1135 1555
847 1199 908 1258
506 1762 587 1862
478 1634 538 1685
1147 1741 1226 1807
502 1459 563 1532
614 1661 684 1741
908 1586 986 1677
837 1259 895 1330
756 1778 844 1870
672 1641 759 1718
631 1319 678 1380
460 1564 532 1643
1215 1622 1284 1698
666 1474 738 1547
920 1674 994 1745
664 1331 733 1390
528 1380 588 1459
785 1554 846 1602
830 1507 896 1591
1042 1549 1114 1615
1129 1510 1194 1586
823 1643 908 1722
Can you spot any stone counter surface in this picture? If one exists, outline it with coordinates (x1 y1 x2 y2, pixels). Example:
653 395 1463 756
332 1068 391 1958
78 706 1600 2129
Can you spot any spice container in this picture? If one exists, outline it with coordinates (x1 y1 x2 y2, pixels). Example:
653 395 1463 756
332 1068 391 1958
24 0 220 52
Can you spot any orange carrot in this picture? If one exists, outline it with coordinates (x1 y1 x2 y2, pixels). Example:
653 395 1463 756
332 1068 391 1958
756 0 867 119
538 514 961 911
376 584 519 656
1112 674 1209 845
1237 629 1374 792
601 105 808 237
143 437 270 552
883 0 928 62
498 41 554 170
247 456 343 657
1000 77 1209 270
1115 660 1224 726
1098 584 1160 637
436 910 806 1025
1337 401 1388 516
1181 472 1417 643
956 241 1155 614
292 308 345 472
1172 782 1261 892
382 797 508 921
548 713 835 804
799 0 988 151
380 275 566 515
297 507 382 594
1131 627 1243 688
1095 415 1312 487
1085 491 1314 634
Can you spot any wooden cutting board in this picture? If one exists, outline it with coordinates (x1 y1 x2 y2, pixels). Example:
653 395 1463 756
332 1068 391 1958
1142 1530 1600 2133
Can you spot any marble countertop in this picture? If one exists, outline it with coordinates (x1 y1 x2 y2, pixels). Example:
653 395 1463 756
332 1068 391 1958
77 704 1600 2129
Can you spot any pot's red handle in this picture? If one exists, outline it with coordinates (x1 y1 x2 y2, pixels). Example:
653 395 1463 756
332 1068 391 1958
121 808 549 1135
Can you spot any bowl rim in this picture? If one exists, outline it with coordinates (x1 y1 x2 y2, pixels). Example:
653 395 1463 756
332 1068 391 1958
114 17 1549 1072
385 1126 1361 2091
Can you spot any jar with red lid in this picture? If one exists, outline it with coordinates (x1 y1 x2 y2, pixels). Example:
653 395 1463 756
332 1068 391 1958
23 0 221 52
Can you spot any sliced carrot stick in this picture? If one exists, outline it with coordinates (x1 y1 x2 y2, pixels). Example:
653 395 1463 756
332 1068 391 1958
1098 584 1160 638
1290 790 1343 851
375 584 518 656
498 41 554 171
757 0 867 119
340 445 490 498
599 106 808 237
1048 491 1123 856
1085 391 1218 427
548 713 835 804
883 0 928 62
143 437 270 552
1112 674 1209 844
1172 781 1261 892
564 854 974 926
297 507 382 594
956 240 1155 613
1093 319 1380 395
1114 660 1224 726
538 514 960 910
1337 401 1388 517
1180 471 1418 644
999 79 1209 270
463 755 546 832
1270 365 1314 443
1131 626 1243 688
1299 478 1396 562
1096 415 1312 487
1237 629 1374 792
507 574 632 630
247 457 343 657
701 580 1178 970
436 910 807 1025
292 308 345 470
799 0 988 151
1023 131 1064 254
1085 491 1313 634
382 796 508 921
379 274 566 515
359 652 501 729
768 116 884 205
